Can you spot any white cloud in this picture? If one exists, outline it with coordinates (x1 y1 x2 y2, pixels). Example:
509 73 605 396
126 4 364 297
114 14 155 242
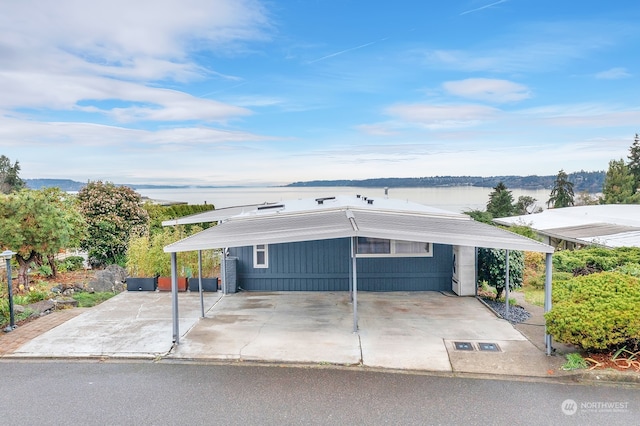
595 67 631 80
0 0 270 120
384 104 500 129
442 78 531 103
520 103 640 127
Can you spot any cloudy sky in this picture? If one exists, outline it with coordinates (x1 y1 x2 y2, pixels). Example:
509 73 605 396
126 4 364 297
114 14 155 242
1 0 639 186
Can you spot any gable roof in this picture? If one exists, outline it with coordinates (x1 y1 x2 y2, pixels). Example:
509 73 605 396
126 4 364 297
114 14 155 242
164 195 554 254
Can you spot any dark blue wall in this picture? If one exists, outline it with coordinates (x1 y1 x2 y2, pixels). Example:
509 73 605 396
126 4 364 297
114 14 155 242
229 238 453 292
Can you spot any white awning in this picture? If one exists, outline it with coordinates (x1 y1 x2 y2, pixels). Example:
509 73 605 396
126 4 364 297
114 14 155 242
164 206 554 254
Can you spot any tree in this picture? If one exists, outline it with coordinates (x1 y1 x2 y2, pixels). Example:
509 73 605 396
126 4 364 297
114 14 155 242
463 209 493 223
77 181 149 267
628 133 640 192
0 189 85 287
514 195 540 215
547 169 575 208
0 155 26 194
486 182 515 218
477 248 524 300
601 159 640 204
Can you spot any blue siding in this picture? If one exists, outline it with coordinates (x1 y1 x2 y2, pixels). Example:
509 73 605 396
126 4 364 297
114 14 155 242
229 239 453 292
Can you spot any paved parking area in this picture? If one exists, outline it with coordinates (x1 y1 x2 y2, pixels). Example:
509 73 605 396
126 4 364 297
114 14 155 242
8 291 555 376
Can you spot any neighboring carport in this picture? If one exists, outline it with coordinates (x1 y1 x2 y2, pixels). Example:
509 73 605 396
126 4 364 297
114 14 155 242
164 199 555 354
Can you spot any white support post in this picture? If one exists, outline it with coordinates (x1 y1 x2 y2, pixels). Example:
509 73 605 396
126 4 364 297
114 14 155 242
505 249 510 318
351 236 358 333
544 253 553 356
198 250 204 318
171 252 179 344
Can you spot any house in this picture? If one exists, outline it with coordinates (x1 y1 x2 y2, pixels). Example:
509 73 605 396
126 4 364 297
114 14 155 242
494 204 640 249
163 194 555 353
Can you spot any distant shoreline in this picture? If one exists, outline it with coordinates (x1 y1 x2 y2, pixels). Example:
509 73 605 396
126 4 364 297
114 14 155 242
25 171 605 193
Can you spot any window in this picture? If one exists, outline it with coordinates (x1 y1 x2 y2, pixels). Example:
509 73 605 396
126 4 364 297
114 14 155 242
357 237 432 257
253 244 269 268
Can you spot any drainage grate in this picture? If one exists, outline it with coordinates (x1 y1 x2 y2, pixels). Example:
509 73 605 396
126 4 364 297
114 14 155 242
453 341 474 351
478 342 501 352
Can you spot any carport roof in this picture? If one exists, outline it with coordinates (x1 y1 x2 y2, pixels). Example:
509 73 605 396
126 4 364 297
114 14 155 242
164 195 553 253
494 204 640 248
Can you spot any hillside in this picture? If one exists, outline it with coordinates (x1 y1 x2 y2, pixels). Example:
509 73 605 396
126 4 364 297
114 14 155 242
25 171 606 193
287 171 604 193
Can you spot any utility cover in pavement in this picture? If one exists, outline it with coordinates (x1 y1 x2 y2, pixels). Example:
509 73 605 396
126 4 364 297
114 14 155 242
478 342 500 352
453 342 474 351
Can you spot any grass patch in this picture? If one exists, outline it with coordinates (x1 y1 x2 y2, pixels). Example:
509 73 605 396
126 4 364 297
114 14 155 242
522 286 545 307
72 292 116 308
562 352 588 370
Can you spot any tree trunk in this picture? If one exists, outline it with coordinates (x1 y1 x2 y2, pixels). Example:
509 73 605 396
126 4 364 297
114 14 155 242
47 254 58 278
15 251 36 289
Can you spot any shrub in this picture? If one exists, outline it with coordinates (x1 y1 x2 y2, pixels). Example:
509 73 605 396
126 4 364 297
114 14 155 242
545 272 640 351
57 256 85 272
552 247 640 274
477 248 524 300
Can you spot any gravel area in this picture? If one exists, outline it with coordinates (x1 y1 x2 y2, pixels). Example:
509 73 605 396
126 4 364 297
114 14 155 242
481 298 531 324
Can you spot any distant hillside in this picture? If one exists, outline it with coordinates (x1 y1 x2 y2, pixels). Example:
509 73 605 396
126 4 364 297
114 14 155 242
24 179 226 191
25 179 86 191
287 171 605 193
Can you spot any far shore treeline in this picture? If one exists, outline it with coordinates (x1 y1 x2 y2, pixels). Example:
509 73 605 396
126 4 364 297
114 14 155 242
26 171 605 193
287 171 604 193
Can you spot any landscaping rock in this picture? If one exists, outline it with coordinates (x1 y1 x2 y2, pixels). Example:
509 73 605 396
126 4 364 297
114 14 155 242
27 300 56 314
482 298 531 324
52 298 79 309
89 265 127 293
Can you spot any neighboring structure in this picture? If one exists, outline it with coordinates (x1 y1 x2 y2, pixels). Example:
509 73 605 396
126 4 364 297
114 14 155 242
494 205 640 249
163 194 555 353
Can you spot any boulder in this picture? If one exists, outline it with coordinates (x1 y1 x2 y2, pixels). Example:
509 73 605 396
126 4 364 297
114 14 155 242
89 264 127 293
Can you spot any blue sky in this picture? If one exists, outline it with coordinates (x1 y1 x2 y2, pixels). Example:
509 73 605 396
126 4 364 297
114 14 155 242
1 0 639 186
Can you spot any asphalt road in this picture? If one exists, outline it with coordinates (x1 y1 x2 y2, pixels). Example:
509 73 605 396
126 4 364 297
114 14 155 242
0 362 637 425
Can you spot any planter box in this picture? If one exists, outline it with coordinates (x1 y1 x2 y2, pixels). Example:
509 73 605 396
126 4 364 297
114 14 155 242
126 277 158 292
188 277 219 292
157 276 188 292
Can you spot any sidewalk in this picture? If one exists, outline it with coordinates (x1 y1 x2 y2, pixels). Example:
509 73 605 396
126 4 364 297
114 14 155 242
0 308 87 357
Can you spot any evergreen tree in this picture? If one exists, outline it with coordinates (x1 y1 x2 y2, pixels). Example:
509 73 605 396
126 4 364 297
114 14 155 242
602 159 640 204
486 182 515 218
547 169 575 208
628 133 640 192
0 189 84 286
0 155 26 194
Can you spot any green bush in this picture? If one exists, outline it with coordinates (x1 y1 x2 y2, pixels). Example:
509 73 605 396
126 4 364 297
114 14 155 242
615 263 640 278
545 272 640 351
477 248 524 299
553 247 640 274
57 256 85 272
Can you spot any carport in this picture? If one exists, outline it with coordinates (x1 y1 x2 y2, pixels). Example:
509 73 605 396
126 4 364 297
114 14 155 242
163 196 555 354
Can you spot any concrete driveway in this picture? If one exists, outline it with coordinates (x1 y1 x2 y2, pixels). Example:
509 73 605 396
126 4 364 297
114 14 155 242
10 291 553 376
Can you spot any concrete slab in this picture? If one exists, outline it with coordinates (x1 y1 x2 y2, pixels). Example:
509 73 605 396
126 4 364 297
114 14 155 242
11 292 222 359
356 292 527 371
446 340 559 377
9 290 555 378
170 292 362 365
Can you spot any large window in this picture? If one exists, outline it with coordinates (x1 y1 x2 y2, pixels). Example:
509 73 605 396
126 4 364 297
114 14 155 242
253 244 269 268
357 237 432 257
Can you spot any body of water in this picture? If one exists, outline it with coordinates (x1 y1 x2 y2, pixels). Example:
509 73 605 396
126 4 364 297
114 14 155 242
136 186 552 213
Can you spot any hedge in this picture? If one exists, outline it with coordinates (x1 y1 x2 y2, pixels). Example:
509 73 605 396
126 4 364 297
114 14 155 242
545 272 640 351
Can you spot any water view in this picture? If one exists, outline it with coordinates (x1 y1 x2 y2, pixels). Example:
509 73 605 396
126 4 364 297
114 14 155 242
136 186 553 213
